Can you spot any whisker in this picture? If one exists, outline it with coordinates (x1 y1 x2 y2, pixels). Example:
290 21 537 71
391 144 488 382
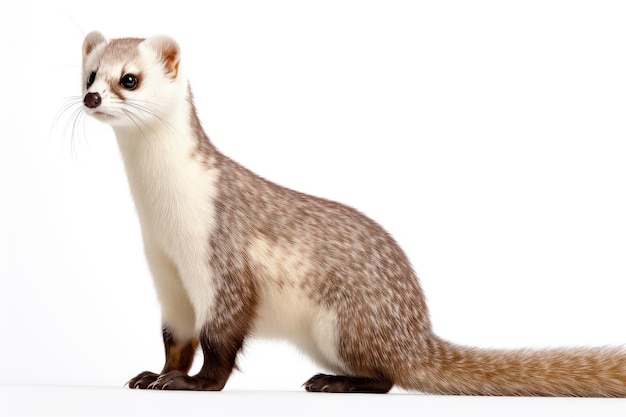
124 99 178 135
70 106 85 163
53 95 182 159
121 108 151 141
50 96 83 133
50 96 87 162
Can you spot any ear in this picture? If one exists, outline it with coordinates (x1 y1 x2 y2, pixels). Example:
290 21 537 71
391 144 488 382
144 35 181 79
83 31 107 60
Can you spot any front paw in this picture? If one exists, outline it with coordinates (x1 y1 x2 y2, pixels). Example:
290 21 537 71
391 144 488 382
148 370 222 391
127 371 160 389
147 370 195 390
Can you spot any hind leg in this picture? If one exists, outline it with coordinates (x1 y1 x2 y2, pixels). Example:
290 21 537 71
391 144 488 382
302 312 394 393
304 374 393 393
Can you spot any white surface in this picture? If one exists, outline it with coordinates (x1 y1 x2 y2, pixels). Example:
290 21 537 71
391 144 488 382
2 385 626 417
2 0 626 402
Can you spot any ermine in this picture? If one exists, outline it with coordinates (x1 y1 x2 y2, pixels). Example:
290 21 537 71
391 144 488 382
81 31 626 396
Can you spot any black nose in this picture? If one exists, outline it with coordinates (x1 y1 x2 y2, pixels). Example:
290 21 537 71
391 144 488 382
84 92 102 108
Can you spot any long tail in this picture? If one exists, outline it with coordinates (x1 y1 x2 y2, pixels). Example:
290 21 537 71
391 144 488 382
404 337 626 397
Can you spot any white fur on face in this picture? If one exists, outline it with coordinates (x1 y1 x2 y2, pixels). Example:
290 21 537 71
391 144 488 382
82 38 185 131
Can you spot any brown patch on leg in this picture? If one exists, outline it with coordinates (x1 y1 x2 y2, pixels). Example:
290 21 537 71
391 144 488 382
148 331 245 391
147 266 258 391
127 328 198 389
304 374 393 394
161 329 199 373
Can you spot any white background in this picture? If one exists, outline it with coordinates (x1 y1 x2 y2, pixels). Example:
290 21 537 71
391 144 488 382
2 0 626 414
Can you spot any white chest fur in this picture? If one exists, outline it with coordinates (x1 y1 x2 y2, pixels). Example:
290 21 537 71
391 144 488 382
115 114 220 332
117 128 217 256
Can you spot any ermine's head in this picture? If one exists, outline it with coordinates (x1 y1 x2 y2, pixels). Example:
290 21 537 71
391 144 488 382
81 31 186 128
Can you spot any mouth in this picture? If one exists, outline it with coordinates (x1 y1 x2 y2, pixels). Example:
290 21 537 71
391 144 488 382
86 108 116 121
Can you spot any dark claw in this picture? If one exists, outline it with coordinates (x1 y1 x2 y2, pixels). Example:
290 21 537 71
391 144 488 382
145 370 224 391
127 371 160 389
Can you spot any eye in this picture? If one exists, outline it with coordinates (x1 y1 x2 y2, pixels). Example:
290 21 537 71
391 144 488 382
87 71 96 87
120 74 138 90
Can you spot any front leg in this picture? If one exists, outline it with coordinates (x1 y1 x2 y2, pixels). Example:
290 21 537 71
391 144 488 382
128 329 198 389
149 266 258 391
148 330 241 391
127 242 198 389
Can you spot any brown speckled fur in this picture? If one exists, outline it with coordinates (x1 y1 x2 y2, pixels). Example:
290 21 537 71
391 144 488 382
84 33 626 396
156 98 626 396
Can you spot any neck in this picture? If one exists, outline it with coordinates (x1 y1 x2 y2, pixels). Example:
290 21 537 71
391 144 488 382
113 86 218 168
112 86 219 217
114 96 191 152
110 87 221 256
